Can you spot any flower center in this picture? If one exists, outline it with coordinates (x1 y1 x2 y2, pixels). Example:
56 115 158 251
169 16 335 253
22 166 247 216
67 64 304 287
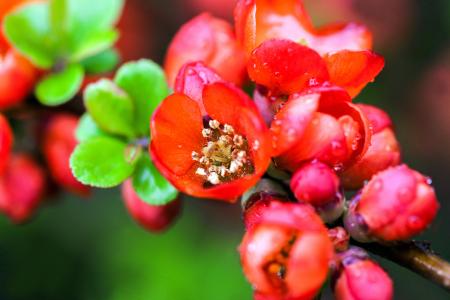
192 119 254 186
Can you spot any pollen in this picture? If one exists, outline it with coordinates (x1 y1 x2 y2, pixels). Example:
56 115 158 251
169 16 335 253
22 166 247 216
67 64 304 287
192 119 254 185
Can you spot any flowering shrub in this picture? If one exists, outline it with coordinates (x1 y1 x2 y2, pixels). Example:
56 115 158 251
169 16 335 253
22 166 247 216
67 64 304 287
0 0 447 299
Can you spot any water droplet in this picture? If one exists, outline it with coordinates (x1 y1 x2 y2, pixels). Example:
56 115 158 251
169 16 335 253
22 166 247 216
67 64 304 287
425 176 433 185
286 129 296 141
331 141 345 157
177 144 183 149
187 69 195 75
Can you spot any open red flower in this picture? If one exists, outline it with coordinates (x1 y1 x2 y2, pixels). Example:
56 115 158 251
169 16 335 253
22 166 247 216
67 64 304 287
271 85 371 173
122 180 181 233
0 1 38 109
165 13 246 88
333 247 393 300
151 80 271 202
0 154 45 223
235 0 372 56
42 114 90 196
341 104 401 189
0 114 13 174
345 165 439 242
247 39 384 98
240 201 333 300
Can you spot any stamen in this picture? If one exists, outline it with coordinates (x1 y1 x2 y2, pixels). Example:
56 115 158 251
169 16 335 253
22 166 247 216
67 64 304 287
193 119 254 185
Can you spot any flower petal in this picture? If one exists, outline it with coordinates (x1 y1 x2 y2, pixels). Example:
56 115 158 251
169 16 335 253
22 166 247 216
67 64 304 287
248 39 329 95
325 50 385 98
151 93 203 176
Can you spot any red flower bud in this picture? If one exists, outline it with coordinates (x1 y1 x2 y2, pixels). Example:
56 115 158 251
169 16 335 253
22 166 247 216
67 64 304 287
165 13 246 88
1 1 38 109
240 201 333 300
174 61 223 114
341 104 401 189
42 114 90 196
291 161 344 223
271 86 371 173
121 180 181 233
345 165 439 242
0 154 45 223
333 248 393 300
151 79 271 202
0 114 13 174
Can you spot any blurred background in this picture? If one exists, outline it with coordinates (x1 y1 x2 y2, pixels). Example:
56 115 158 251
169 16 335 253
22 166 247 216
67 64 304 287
0 0 449 299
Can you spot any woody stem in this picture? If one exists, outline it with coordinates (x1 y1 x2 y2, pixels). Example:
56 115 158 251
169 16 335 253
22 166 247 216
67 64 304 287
355 241 450 292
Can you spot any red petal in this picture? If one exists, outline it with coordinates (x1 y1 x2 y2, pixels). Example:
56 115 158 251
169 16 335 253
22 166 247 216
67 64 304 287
270 93 319 156
0 114 13 174
248 39 329 95
325 50 385 98
151 93 204 176
357 103 392 134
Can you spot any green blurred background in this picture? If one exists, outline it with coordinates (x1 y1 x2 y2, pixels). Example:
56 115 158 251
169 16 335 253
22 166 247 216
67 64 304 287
1 0 450 299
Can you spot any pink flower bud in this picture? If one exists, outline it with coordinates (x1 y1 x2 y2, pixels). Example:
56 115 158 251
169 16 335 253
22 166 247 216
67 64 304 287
345 165 439 242
291 161 344 223
333 248 393 300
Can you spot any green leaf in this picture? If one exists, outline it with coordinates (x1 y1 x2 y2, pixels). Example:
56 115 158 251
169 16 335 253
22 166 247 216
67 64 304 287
76 113 108 142
132 155 178 206
81 48 120 75
66 0 123 55
84 79 135 137
69 29 119 62
70 136 136 188
36 64 84 106
50 0 68 41
3 2 55 68
114 60 170 136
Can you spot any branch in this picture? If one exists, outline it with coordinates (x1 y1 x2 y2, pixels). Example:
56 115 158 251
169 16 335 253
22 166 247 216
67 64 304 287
356 240 450 291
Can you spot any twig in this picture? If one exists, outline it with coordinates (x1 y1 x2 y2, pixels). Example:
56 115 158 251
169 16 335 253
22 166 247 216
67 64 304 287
355 240 450 292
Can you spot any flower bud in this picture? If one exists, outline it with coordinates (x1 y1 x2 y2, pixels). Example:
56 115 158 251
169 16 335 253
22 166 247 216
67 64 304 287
0 114 13 174
344 165 439 242
239 201 333 300
341 104 401 189
0 154 45 223
164 13 246 88
333 247 393 300
291 161 344 223
121 180 181 233
42 114 90 196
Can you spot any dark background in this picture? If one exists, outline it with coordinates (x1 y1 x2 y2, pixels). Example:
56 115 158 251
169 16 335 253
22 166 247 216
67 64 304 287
0 0 449 299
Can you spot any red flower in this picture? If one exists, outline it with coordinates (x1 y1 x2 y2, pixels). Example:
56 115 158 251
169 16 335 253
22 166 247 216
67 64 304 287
345 165 439 242
0 2 38 109
291 161 344 223
151 78 271 202
165 13 246 88
240 201 333 300
271 85 371 173
247 39 384 98
333 249 393 300
121 180 181 233
235 0 372 54
42 114 90 196
0 114 13 173
341 104 401 189
0 154 45 223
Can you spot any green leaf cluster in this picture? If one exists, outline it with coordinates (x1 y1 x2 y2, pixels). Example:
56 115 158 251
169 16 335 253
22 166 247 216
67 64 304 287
3 0 123 106
70 60 177 206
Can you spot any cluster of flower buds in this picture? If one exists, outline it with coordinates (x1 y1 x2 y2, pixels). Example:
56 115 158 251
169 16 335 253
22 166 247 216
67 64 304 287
155 0 441 298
